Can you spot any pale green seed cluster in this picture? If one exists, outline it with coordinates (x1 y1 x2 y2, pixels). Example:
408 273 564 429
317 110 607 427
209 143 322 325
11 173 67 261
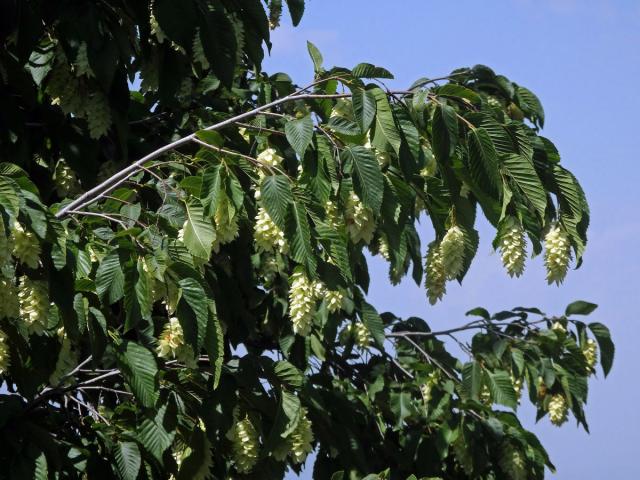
268 0 283 29
548 394 568 426
257 147 283 169
499 220 527 277
330 98 353 120
544 225 571 285
378 236 390 261
290 408 314 464
511 374 523 402
420 371 440 404
583 339 598 374
0 278 19 320
440 225 465 280
0 329 10 375
212 198 240 253
289 272 320 336
324 200 341 229
230 416 260 473
340 322 370 348
54 160 80 198
364 138 391 168
13 223 41 269
345 193 375 244
480 384 492 405
499 443 527 480
254 207 287 253
18 276 49 335
156 318 194 366
425 241 446 305
49 328 78 386
551 321 567 333
325 289 344 314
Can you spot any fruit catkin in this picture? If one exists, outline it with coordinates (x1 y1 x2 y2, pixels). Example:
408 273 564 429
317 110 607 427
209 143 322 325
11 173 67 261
353 322 370 348
345 193 375 244
544 225 571 285
54 160 80 198
499 220 527 277
0 329 10 375
18 276 49 335
583 339 598 374
499 443 527 480
230 416 260 473
440 225 465 280
254 207 287 254
548 394 568 426
325 290 344 314
290 408 314 464
425 241 446 305
156 317 195 366
212 197 239 253
289 272 317 336
13 223 41 269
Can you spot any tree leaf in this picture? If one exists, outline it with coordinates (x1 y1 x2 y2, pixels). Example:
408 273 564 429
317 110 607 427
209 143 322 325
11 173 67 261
306 41 323 72
431 103 459 162
114 441 141 480
261 174 292 231
182 199 215 259
352 88 377 133
565 300 598 316
502 154 547 220
135 403 176 463
116 341 159 408
341 145 384 215
274 360 304 389
370 87 401 153
287 201 317 273
285 0 305 26
468 127 500 192
360 301 385 349
178 278 208 351
177 429 212 480
95 251 125 305
461 361 482 400
204 303 224 389
351 63 394 79
487 370 518 409
589 322 614 377
285 115 314 158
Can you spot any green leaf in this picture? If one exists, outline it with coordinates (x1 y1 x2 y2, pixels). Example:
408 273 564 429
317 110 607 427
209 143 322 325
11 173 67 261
0 176 20 219
285 0 305 26
178 278 208 351
468 128 501 191
351 63 394 79
114 441 141 480
135 403 176 463
195 130 224 147
33 452 48 480
116 341 159 408
465 307 490 320
327 116 362 136
182 199 215 259
370 87 401 153
435 84 481 106
360 301 385 349
288 201 317 273
177 429 212 480
461 361 482 400
204 303 224 389
202 165 222 214
341 145 384 214
281 390 302 437
261 174 292 231
274 360 304 389
95 251 125 305
565 300 598 316
285 115 314 158
487 370 518 409
515 85 545 127
306 41 323 72
390 391 413 428
502 154 547 220
432 104 459 161
352 88 377 132
589 322 614 377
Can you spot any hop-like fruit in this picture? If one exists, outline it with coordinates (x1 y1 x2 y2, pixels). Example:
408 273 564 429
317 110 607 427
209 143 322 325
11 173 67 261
229 416 260 473
257 147 283 169
13 223 41 269
18 276 49 335
54 160 81 198
499 219 527 277
0 329 10 375
480 384 492 405
324 200 341 229
583 339 598 374
511 374 523 402
212 198 240 253
254 207 287 253
289 272 317 336
268 0 283 29
330 98 354 120
0 278 19 320
548 393 568 426
345 193 375 244
499 442 527 480
156 317 194 366
551 321 567 333
325 290 344 314
440 225 465 280
353 322 370 348
420 371 439 404
49 328 78 386
544 225 571 285
290 408 314 464
378 236 390 261
425 241 446 305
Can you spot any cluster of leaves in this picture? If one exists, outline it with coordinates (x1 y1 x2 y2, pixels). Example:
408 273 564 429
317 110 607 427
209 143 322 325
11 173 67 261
0 1 610 479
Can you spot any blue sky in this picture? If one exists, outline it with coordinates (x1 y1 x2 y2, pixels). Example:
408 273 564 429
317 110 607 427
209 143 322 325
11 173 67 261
265 1 640 478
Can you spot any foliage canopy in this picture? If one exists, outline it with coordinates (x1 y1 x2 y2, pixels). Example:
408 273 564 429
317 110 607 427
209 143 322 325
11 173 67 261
0 1 612 479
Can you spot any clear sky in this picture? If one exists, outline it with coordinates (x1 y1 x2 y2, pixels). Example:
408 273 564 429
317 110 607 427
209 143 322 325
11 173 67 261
264 1 640 478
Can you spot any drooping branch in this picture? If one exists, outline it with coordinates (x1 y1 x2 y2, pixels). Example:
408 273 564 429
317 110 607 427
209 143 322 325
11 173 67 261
54 81 426 218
